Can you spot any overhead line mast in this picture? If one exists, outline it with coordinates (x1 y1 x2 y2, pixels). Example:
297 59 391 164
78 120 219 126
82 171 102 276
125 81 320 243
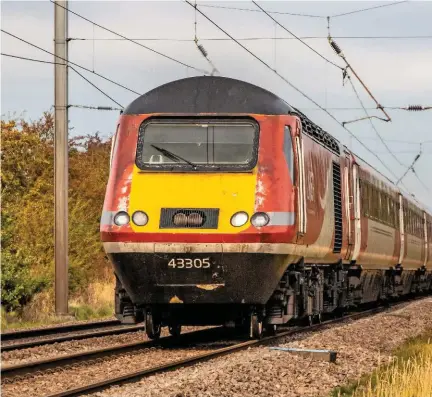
54 0 69 315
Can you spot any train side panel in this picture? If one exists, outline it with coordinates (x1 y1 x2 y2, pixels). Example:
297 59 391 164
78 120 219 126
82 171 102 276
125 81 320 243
300 133 340 263
355 165 400 269
402 198 425 268
427 213 432 268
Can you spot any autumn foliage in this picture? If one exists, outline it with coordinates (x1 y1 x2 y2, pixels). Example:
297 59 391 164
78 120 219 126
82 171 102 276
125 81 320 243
1 112 113 312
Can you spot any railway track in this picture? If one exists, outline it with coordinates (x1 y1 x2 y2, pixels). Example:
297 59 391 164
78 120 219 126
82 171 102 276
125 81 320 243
1 319 145 351
3 298 423 397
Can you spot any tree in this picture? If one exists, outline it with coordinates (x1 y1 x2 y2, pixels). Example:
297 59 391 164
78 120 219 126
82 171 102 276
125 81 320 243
1 113 112 312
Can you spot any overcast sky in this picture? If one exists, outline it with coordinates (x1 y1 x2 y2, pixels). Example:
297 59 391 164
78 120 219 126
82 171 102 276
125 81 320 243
1 0 431 206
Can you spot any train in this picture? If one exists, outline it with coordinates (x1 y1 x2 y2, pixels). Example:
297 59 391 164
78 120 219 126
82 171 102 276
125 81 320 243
100 76 432 339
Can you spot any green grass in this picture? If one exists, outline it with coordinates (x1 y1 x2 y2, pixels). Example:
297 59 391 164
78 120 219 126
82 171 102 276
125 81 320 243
1 307 68 331
1 282 115 331
69 303 113 321
1 305 114 331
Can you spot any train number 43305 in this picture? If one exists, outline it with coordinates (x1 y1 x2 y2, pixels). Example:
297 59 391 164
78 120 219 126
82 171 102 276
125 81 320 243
167 258 211 269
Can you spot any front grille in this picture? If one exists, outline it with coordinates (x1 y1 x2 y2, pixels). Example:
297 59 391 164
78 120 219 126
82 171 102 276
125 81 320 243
159 208 219 229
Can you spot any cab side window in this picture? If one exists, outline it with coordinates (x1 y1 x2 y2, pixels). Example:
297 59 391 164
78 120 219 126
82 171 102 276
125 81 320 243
283 126 294 184
110 124 120 168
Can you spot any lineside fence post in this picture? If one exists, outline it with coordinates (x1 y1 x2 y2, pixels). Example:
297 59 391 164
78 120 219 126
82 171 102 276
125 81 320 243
54 0 69 315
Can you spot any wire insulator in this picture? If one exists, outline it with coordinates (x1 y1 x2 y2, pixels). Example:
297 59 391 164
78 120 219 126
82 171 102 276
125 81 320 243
329 39 342 55
197 44 208 57
406 105 423 111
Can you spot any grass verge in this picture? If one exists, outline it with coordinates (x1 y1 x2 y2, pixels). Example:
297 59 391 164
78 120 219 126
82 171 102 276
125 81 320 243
332 329 432 397
1 281 115 331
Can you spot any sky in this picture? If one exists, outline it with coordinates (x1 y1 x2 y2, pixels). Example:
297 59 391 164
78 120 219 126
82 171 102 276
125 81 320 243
1 0 431 206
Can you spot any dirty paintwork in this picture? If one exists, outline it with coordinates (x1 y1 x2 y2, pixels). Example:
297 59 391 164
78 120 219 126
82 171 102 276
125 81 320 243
101 76 431 317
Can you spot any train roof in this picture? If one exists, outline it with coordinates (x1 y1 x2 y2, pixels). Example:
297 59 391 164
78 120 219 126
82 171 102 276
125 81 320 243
122 76 429 215
123 76 295 115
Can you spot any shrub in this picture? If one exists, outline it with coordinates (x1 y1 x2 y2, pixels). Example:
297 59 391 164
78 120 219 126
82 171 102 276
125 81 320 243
1 112 113 314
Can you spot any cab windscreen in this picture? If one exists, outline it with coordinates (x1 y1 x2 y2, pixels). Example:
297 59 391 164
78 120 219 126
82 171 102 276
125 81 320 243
136 119 259 171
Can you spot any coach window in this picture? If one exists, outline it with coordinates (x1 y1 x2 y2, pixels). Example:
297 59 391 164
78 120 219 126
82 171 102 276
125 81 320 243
404 207 409 234
388 197 393 226
361 180 369 216
372 186 379 220
283 126 295 183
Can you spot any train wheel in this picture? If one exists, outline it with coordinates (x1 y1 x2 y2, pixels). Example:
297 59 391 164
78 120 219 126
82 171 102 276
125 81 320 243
168 324 182 337
145 312 161 340
250 314 263 339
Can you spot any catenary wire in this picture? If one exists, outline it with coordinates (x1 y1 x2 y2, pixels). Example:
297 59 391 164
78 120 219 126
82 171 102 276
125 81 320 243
197 3 326 18
1 29 141 96
68 35 432 42
69 67 123 108
185 1 402 184
331 0 408 18
50 0 209 75
252 1 343 70
412 169 431 193
347 76 430 194
346 75 406 168
196 1 408 18
2 53 64 65
2 53 124 109
327 23 392 122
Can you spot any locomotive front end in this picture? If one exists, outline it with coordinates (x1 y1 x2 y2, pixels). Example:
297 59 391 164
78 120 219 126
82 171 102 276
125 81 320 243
101 77 299 338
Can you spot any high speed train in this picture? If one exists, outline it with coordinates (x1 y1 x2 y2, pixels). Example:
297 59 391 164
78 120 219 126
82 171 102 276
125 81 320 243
101 76 432 339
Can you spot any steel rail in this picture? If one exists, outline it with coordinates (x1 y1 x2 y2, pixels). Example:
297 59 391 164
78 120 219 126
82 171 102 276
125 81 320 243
6 297 426 397
1 327 224 380
1 324 145 352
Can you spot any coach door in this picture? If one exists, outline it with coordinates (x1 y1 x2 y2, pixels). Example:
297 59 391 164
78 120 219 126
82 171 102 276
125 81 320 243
350 163 361 262
295 119 307 240
343 152 354 259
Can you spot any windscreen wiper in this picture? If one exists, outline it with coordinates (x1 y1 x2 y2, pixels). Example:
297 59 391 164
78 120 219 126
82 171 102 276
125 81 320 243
151 145 197 168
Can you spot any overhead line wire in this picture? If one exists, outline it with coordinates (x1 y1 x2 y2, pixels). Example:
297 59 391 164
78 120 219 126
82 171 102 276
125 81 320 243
196 1 407 18
68 35 432 41
346 75 406 168
197 3 325 18
1 29 141 96
1 52 124 109
69 67 123 108
1 52 64 65
412 169 431 193
252 1 343 70
396 150 422 185
185 1 401 184
331 1 408 18
50 0 209 75
327 21 392 123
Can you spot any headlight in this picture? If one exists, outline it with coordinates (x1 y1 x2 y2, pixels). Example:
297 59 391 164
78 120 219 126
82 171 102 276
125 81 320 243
230 211 249 227
113 211 130 226
251 212 270 227
132 211 149 226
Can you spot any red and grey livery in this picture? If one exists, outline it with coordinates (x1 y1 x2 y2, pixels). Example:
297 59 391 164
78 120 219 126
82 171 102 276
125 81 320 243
101 76 431 339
